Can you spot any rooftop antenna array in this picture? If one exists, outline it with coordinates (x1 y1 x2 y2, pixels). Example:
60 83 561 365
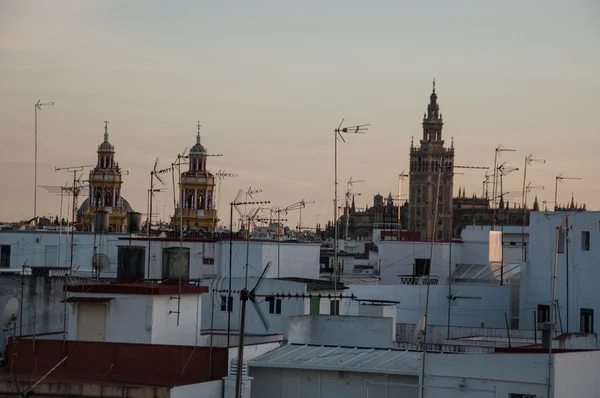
297 199 315 237
226 193 270 348
54 164 94 272
211 263 357 398
491 145 516 229
344 177 364 239
147 157 171 279
39 183 71 267
273 201 306 278
332 119 369 313
554 173 582 211
214 170 238 228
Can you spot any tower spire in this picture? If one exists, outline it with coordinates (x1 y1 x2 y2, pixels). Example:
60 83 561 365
432 78 436 92
104 120 109 142
196 121 202 145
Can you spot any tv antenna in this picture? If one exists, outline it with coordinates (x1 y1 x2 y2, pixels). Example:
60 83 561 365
344 177 364 239
214 170 238 227
54 164 94 271
554 174 582 211
226 195 270 348
272 201 306 278
332 119 369 312
297 199 315 236
491 145 516 225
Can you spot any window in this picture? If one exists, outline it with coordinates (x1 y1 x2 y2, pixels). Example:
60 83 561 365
414 258 431 277
557 232 565 253
509 394 536 398
0 245 10 268
203 258 215 265
330 300 340 315
268 298 282 315
220 295 233 312
582 231 590 251
580 308 594 333
537 304 550 323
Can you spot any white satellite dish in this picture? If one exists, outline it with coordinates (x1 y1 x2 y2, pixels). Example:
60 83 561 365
412 314 426 346
3 297 20 328
92 253 110 272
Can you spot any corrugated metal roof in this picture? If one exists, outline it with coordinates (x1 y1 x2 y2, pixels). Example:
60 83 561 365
249 344 422 375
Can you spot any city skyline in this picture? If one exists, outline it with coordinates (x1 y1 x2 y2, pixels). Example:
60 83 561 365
1 0 599 227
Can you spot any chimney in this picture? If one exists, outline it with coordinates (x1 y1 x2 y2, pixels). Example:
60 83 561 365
117 246 146 282
540 322 554 349
161 247 190 283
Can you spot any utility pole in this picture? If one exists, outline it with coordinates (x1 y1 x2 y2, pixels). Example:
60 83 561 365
33 100 54 228
332 120 369 310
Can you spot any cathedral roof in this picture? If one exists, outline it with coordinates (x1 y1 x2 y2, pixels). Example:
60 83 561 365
77 197 133 216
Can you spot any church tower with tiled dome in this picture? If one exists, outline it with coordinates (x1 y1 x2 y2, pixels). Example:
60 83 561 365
172 123 217 231
77 121 133 232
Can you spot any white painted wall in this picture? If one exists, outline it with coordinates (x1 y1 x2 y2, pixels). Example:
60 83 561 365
286 315 394 348
0 230 127 273
348 284 510 328
67 292 203 345
201 278 308 335
520 211 600 341
217 241 320 280
425 353 550 397
374 240 461 285
151 294 202 345
250 368 418 398
553 351 600 398
171 380 222 398
0 231 320 282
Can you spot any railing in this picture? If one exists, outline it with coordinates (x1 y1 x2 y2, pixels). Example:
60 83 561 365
79 206 127 215
398 275 439 285
175 208 217 218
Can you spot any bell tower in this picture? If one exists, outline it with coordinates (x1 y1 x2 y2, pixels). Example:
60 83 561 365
77 121 133 232
172 123 217 231
408 80 455 241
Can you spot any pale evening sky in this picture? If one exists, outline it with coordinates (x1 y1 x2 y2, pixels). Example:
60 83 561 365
0 0 599 228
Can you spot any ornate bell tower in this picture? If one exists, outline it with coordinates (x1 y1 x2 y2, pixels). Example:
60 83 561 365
77 121 133 232
172 123 217 231
408 80 455 241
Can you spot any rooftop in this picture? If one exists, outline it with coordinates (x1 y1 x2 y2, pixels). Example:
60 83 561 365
250 344 422 375
278 277 346 292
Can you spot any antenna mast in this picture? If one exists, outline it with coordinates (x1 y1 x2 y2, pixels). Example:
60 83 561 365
344 177 364 239
332 119 369 309
491 145 516 230
554 174 582 211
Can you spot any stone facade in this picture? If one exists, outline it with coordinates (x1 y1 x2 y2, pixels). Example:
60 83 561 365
408 82 454 241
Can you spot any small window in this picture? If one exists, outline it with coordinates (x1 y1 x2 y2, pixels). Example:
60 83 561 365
0 245 10 268
557 232 565 253
580 308 594 333
582 231 590 251
330 300 340 315
414 258 431 277
268 298 282 315
509 394 536 398
537 304 550 323
203 258 215 265
220 295 233 312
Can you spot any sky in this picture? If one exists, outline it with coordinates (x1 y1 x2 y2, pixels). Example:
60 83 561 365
1 0 599 229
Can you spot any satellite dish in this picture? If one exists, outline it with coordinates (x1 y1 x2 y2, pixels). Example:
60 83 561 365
3 297 20 328
92 253 110 272
412 315 426 346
